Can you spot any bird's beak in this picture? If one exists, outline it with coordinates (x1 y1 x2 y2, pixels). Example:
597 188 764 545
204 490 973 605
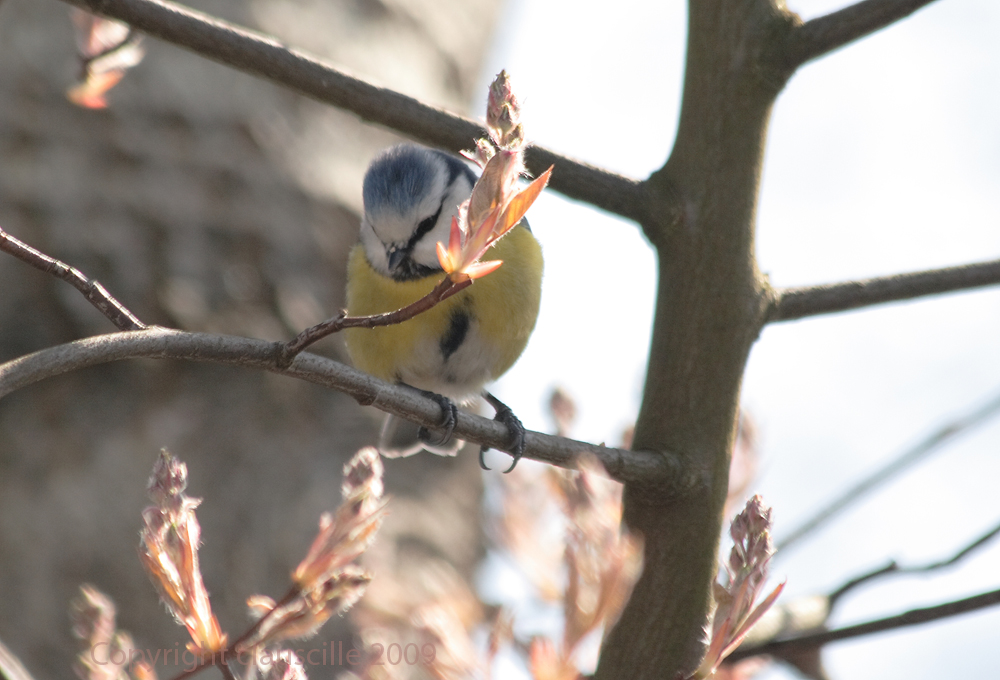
386 246 406 273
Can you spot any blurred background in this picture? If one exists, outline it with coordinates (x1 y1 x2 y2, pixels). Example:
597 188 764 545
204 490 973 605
0 0 499 675
2 0 999 678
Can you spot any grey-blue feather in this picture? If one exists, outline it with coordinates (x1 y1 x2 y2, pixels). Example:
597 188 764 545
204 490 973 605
362 145 475 217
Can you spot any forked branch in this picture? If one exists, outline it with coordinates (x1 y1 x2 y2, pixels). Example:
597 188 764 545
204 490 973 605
733 517 1000 666
729 587 1000 662
278 277 472 367
0 221 674 483
769 257 1000 323
828 517 1000 605
782 0 941 70
0 225 145 331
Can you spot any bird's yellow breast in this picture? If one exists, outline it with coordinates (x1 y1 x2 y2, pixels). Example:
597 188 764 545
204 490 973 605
344 225 542 400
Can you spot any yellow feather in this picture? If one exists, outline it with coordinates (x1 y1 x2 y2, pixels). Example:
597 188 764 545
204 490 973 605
344 225 542 400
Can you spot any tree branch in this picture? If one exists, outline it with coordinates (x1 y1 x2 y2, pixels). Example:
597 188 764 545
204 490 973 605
278 277 472 367
729 587 1000 662
775 385 1000 554
736 517 1000 670
57 0 652 223
768 257 1000 323
0 224 145 331
829 517 1000 605
0 328 681 486
782 0 941 70
597 1 785 675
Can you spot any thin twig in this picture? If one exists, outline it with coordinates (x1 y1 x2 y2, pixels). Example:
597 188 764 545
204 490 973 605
776 386 1000 554
57 0 652 224
0 637 35 680
729 587 1000 662
0 225 146 331
278 277 472 367
0 329 681 486
229 586 299 653
829 518 1000 606
782 0 941 70
218 659 237 680
768 257 1000 323
164 585 302 680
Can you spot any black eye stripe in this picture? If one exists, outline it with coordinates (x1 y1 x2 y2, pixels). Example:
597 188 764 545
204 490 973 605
407 200 445 251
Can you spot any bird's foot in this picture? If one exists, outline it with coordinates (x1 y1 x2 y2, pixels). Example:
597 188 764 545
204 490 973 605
414 389 458 447
481 392 526 473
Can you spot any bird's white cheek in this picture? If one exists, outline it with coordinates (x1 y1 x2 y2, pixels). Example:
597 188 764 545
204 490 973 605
410 238 443 270
359 221 392 277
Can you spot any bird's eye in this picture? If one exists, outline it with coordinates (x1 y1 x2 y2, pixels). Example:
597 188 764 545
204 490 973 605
414 214 437 240
407 202 446 252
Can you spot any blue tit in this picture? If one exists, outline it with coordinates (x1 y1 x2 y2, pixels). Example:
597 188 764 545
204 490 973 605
344 144 543 471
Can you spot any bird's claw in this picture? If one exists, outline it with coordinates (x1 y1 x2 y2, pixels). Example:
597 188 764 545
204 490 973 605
416 390 458 447
481 393 526 473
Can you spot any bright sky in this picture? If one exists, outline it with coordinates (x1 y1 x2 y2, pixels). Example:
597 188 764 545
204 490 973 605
482 0 1000 677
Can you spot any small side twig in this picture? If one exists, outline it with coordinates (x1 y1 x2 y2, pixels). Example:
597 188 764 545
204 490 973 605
217 660 237 680
278 276 471 367
0 224 146 331
782 0 941 70
0 636 36 680
229 587 299 652
828 518 1000 606
729 587 1000 662
776 385 1000 554
163 585 301 680
768 257 1000 323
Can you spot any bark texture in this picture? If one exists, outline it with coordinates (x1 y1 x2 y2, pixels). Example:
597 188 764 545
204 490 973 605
595 2 793 676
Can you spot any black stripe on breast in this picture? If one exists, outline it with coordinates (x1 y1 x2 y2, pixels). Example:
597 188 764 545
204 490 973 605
440 309 471 360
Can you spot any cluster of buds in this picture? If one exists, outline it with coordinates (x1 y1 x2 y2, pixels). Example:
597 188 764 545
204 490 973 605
463 70 526 168
70 585 155 680
240 448 386 650
136 447 385 679
689 495 785 680
139 450 227 659
486 72 526 150
436 70 553 283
